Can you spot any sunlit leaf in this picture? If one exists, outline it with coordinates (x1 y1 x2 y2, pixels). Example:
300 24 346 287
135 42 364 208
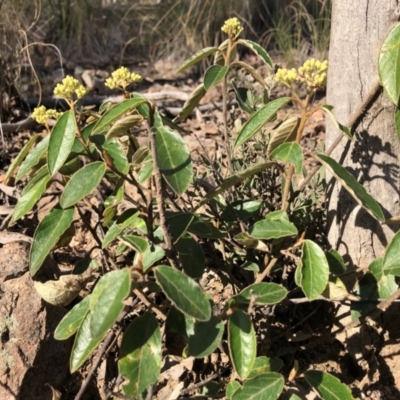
119 313 162 398
174 84 207 122
234 98 290 147
237 39 273 67
188 316 224 358
89 269 131 339
299 240 329 300
270 142 303 175
228 309 256 379
155 265 211 321
54 295 91 340
93 98 147 134
267 117 299 156
16 135 49 181
232 373 284 400
70 312 105 372
60 162 106 208
316 153 384 222
234 283 287 305
177 47 220 73
379 23 400 105
304 370 355 400
203 65 229 91
11 168 50 222
382 230 400 275
48 111 77 175
155 126 192 194
321 105 352 139
29 205 74 276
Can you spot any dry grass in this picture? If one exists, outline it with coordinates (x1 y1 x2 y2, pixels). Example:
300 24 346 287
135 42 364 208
1 0 331 76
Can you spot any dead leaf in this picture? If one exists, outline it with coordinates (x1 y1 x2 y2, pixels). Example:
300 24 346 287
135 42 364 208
33 274 89 306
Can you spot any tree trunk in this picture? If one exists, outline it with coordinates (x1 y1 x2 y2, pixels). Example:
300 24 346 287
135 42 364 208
327 1 400 278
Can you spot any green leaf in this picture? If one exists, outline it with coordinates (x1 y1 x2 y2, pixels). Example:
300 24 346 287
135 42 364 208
167 212 194 242
121 235 149 253
326 249 347 276
5 134 41 183
247 357 283 379
234 98 291 148
300 240 329 300
228 309 256 379
48 111 77 175
197 162 274 209
137 155 153 183
321 105 352 139
166 306 195 340
119 313 162 398
379 23 400 105
188 316 224 358
93 98 147 134
102 139 129 174
155 126 192 195
237 39 273 67
70 311 106 372
226 381 242 399
382 230 400 276
203 65 229 91
369 257 383 281
232 373 284 400
177 47 220 73
175 237 205 279
232 82 255 114
89 269 131 339
315 154 384 222
16 135 49 181
249 218 298 240
154 265 211 321
304 370 355 400
54 295 91 340
106 115 144 139
234 283 287 305
221 200 261 222
29 205 74 275
139 244 165 272
266 117 299 157
173 84 207 122
60 162 106 208
11 168 50 222
270 142 303 176
188 215 226 239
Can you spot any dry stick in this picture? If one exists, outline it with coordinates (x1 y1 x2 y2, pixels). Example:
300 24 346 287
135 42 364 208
178 366 230 397
296 79 382 194
133 288 167 321
148 124 180 269
255 257 278 283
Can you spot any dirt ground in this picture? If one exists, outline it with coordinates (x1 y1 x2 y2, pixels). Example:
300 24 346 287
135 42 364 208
1 56 400 399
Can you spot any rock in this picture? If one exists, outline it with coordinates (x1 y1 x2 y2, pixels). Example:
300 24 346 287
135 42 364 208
0 243 72 400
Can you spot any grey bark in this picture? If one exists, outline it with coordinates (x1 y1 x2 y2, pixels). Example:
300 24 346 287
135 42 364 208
327 1 400 276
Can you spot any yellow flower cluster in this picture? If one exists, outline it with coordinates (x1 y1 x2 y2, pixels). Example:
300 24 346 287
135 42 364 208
53 76 87 101
298 59 328 89
275 59 328 91
221 17 244 38
275 68 298 87
31 105 63 125
105 67 142 90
